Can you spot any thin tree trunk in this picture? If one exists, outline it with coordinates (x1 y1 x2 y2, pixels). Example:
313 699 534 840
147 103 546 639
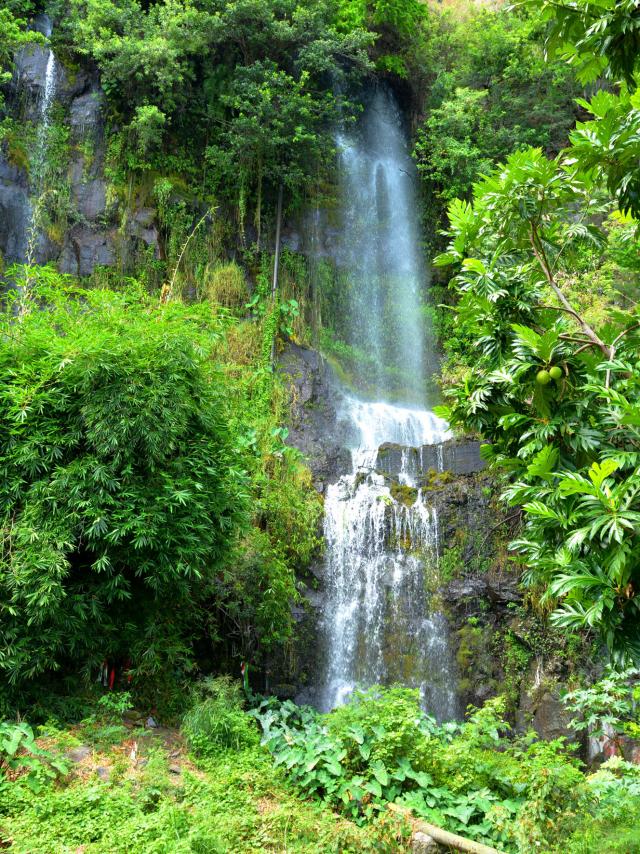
270 182 284 364
271 182 284 301
255 160 262 250
529 225 607 356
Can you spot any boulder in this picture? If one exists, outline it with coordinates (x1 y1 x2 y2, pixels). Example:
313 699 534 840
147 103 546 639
126 207 159 246
412 831 439 853
69 158 107 221
516 665 574 741
278 342 351 483
376 439 486 480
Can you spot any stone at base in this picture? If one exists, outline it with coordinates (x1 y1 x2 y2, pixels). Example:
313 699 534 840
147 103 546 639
412 831 439 853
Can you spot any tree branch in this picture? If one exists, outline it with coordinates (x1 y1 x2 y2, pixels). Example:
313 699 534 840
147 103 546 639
530 225 608 357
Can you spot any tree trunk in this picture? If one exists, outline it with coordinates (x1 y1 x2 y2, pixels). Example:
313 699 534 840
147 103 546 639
388 804 507 854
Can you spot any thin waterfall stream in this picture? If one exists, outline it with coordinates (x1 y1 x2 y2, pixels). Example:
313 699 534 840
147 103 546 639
317 89 459 720
25 18 57 268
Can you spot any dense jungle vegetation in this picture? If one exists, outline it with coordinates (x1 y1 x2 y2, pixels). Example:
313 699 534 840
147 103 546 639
2 0 640 851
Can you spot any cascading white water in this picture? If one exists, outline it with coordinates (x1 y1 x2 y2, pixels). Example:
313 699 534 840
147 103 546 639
335 89 438 402
318 89 459 719
319 396 458 718
24 28 58 267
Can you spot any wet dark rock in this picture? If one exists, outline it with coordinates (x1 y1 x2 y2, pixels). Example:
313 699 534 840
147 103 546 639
446 575 521 605
301 585 323 610
516 669 574 742
69 159 107 221
271 683 298 700
5 44 156 276
69 90 105 141
0 156 30 263
127 207 159 247
32 14 54 37
13 44 56 103
59 226 118 276
376 439 485 480
278 342 351 483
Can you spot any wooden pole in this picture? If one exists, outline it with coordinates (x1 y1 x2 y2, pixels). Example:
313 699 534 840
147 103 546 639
270 182 284 364
271 182 284 301
388 804 507 854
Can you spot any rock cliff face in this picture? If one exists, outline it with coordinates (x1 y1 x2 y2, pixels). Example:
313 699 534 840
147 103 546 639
2 40 595 744
1 40 160 275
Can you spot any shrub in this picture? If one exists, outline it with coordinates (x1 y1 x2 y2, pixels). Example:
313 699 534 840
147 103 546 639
0 276 248 693
182 677 259 756
326 686 434 774
0 721 68 793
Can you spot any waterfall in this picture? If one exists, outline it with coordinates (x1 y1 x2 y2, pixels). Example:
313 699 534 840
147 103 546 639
335 89 438 403
317 89 459 720
24 27 58 269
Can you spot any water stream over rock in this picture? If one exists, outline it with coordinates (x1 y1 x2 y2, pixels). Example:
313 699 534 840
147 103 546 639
25 21 58 268
317 90 460 720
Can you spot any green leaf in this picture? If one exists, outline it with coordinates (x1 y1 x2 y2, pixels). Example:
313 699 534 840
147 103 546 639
371 760 389 787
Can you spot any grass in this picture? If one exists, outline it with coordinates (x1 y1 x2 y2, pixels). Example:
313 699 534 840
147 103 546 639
0 718 409 853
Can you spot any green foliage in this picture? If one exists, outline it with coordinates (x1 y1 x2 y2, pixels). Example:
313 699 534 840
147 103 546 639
570 87 640 218
564 758 640 853
0 724 404 852
563 667 640 743
205 262 247 311
414 5 579 202
529 0 640 88
415 87 492 202
64 0 374 221
0 721 68 793
254 687 618 852
0 275 250 692
96 691 134 723
128 105 166 157
523 0 640 217
0 6 43 115
182 677 259 756
435 139 640 659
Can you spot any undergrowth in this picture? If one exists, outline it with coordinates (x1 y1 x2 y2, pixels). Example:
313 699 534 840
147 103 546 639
2 680 640 852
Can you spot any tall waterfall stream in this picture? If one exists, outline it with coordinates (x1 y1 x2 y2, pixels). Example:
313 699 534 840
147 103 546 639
25 18 57 269
317 90 459 720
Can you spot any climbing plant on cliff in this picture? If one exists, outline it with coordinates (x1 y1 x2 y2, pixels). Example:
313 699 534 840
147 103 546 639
0 3 42 120
64 0 373 226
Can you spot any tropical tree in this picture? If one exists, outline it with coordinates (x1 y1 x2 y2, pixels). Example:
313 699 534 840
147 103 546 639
436 146 640 660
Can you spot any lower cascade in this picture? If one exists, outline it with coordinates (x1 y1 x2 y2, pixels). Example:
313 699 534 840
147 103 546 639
318 397 460 720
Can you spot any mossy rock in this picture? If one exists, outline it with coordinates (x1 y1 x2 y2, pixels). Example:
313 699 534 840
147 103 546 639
390 481 418 506
419 468 455 490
